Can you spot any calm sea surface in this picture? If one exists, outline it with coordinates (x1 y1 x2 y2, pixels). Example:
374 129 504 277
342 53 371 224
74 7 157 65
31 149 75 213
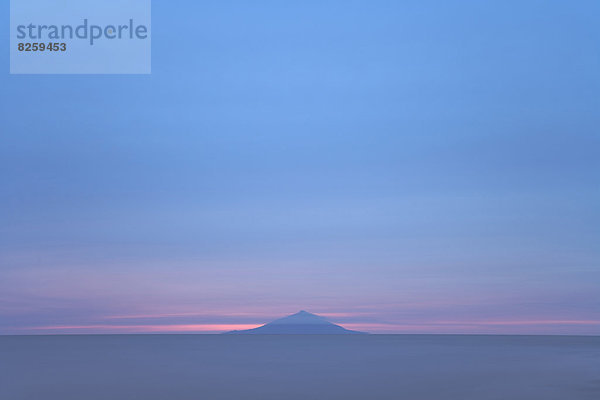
1 335 599 400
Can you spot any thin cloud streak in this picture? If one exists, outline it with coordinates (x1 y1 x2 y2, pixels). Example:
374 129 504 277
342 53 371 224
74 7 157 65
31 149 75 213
345 320 600 334
10 319 598 335
103 312 271 320
23 324 260 333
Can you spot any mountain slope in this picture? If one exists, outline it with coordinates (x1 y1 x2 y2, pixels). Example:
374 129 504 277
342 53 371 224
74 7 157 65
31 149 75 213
225 310 366 334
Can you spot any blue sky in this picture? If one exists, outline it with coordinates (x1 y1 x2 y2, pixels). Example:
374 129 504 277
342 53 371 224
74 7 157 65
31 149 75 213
1 0 599 334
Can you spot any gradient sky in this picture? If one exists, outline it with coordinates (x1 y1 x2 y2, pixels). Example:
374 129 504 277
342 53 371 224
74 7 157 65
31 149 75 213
1 0 599 335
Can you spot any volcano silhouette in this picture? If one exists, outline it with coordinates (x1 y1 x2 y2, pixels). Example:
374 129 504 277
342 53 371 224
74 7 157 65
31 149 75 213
225 310 366 334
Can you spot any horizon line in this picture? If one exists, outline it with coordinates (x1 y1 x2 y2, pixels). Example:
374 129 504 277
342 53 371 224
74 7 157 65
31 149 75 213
2 332 599 337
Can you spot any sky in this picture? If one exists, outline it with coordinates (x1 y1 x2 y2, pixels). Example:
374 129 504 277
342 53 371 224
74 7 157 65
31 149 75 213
1 0 599 335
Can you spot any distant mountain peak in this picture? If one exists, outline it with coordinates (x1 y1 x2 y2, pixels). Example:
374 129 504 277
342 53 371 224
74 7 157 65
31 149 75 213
225 310 367 334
